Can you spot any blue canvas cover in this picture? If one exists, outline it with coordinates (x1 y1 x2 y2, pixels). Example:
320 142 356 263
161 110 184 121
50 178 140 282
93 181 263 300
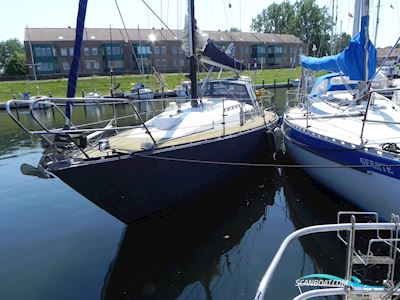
300 16 376 81
203 39 246 71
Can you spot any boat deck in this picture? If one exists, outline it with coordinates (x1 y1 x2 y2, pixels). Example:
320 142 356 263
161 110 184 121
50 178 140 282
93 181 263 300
286 95 400 148
84 110 277 158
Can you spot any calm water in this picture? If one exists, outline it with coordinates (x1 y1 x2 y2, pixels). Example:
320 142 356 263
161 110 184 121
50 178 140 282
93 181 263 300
0 89 359 300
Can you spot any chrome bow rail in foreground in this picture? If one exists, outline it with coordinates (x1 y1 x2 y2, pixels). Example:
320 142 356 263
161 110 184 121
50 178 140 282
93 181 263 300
254 211 400 300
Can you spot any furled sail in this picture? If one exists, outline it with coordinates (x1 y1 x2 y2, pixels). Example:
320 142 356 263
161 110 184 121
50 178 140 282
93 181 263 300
64 0 88 129
181 15 246 72
300 16 376 81
67 0 88 98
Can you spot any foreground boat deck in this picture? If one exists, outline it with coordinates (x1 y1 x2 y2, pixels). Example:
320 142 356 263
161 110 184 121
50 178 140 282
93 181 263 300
84 111 277 158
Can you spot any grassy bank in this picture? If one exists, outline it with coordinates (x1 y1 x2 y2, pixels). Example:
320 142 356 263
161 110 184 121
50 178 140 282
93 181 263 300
0 67 302 102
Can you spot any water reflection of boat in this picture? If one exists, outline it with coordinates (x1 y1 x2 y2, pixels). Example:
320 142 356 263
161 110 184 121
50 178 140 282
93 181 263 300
255 167 400 299
101 169 280 300
282 167 357 278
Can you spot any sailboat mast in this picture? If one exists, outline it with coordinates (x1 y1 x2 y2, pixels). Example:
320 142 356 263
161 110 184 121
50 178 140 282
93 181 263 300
188 0 198 105
374 0 381 46
362 0 370 84
359 0 371 143
353 0 362 36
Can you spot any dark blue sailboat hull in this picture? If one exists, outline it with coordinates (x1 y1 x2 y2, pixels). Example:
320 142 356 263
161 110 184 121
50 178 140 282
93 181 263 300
51 123 279 224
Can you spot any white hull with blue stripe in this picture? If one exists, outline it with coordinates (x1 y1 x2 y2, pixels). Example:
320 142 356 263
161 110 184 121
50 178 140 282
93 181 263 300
283 92 400 221
284 119 400 221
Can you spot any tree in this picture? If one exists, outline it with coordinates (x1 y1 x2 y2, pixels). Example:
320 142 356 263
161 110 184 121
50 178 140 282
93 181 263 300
333 32 352 53
251 0 333 55
4 52 28 76
294 0 332 55
0 39 24 69
0 39 28 76
250 1 296 34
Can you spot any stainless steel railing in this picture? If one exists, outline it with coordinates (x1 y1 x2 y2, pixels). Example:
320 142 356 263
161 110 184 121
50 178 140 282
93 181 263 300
254 211 400 300
6 95 276 153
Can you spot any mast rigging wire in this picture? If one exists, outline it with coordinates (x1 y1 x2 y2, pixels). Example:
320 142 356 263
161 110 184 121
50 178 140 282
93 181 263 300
140 0 181 41
114 0 144 76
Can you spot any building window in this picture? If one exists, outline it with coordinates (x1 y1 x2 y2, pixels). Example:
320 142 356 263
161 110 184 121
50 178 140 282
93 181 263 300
162 58 167 66
93 61 100 69
172 46 178 55
180 58 185 67
153 46 160 55
244 47 249 54
155 59 160 66
62 62 70 71
85 60 92 69
38 62 55 72
61 48 68 56
92 47 98 55
161 46 166 55
240 47 244 54
83 48 90 56
104 46 122 55
69 48 74 56
135 45 151 55
268 45 283 54
34 47 55 57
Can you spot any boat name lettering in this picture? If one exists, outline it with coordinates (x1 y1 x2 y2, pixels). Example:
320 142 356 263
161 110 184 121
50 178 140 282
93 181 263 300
359 158 394 174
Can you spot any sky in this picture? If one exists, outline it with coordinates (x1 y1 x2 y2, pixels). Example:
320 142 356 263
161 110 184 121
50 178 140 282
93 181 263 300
0 0 399 48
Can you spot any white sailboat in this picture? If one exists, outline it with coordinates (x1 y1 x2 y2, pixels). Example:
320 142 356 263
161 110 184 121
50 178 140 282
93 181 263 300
283 0 400 221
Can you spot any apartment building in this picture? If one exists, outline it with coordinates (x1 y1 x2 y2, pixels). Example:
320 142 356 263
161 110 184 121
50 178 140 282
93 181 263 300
24 27 308 77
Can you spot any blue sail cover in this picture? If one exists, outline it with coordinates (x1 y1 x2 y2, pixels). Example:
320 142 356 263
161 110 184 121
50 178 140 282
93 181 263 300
300 16 377 81
66 0 88 98
203 39 246 71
